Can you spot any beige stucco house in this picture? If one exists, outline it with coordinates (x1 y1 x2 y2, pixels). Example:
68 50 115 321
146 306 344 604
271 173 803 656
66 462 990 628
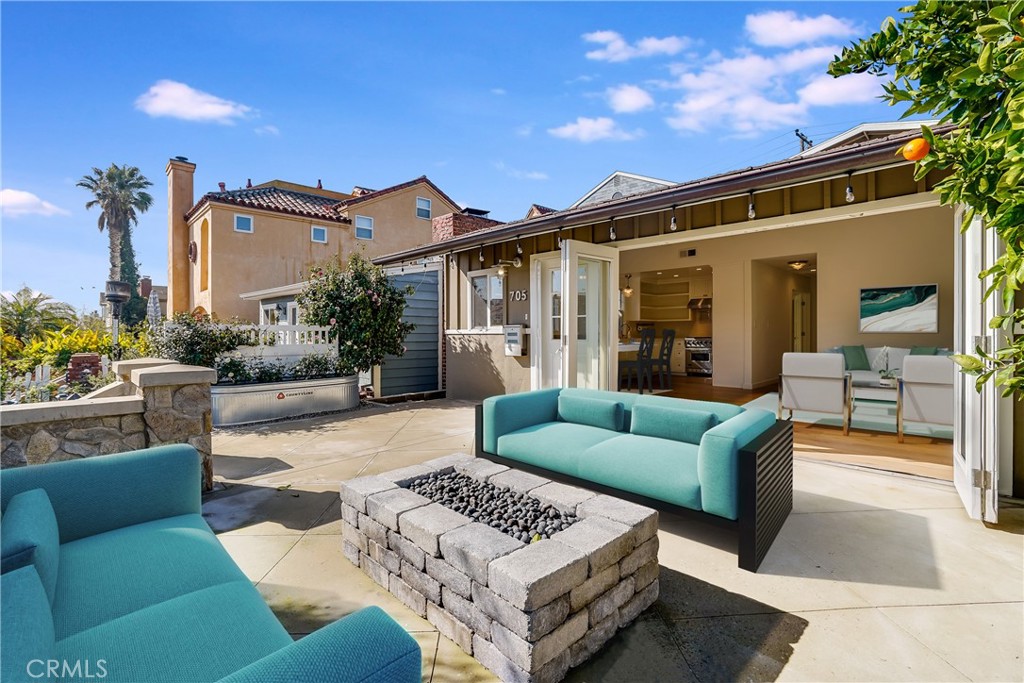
165 158 460 321
373 122 1020 524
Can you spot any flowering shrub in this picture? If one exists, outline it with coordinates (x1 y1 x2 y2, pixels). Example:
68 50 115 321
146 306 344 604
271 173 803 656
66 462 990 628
248 357 286 383
296 253 413 374
216 357 252 384
292 351 340 379
152 313 255 369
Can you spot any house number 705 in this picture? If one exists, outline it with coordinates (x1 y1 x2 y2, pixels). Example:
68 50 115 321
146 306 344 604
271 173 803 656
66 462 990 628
510 289 528 302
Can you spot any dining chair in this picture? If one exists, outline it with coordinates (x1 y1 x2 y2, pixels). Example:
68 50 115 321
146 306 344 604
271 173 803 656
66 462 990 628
621 328 656 393
651 329 676 390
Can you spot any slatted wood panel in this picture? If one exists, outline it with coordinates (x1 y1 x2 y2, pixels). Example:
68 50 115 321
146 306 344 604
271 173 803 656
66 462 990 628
738 421 794 572
380 269 439 396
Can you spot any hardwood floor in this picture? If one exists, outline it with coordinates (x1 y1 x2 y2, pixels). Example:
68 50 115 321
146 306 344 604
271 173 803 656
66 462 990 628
658 375 954 481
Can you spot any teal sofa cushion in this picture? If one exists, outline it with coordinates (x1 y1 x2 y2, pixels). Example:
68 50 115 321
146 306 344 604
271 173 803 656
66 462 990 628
699 408 776 520
842 345 871 371
55 581 291 683
0 566 55 683
52 513 248 639
483 388 561 454
497 422 618 477
630 404 718 445
580 435 702 510
910 346 938 355
1 488 60 605
558 394 624 431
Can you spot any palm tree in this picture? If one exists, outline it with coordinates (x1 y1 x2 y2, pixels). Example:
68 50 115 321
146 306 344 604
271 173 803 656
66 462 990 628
77 164 153 282
0 287 76 343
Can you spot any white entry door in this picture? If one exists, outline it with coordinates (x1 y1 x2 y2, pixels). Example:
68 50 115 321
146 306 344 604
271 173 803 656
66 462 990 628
561 239 619 390
953 210 1005 522
530 240 619 390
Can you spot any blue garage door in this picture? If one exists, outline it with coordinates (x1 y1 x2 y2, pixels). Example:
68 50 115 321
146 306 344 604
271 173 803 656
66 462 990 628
380 269 439 396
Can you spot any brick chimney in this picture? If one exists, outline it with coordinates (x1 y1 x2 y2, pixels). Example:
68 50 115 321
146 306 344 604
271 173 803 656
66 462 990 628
165 156 196 316
218 182 226 192
432 211 504 242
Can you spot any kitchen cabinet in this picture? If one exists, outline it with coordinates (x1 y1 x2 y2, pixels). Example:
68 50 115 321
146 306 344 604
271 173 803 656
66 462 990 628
639 280 692 322
670 344 687 373
689 276 712 298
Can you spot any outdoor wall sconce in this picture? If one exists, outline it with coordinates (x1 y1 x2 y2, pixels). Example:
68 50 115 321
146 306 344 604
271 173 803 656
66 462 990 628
622 273 634 297
496 256 523 277
479 246 485 264
609 217 617 242
515 237 523 255
845 172 856 203
669 205 678 231
747 192 756 220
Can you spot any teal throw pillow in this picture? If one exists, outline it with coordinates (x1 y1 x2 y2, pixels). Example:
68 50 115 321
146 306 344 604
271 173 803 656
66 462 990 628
630 404 718 445
842 345 871 371
910 346 938 355
1 489 60 606
557 395 624 431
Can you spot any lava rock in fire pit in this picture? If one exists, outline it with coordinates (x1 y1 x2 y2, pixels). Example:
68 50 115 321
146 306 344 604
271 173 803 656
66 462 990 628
407 470 577 543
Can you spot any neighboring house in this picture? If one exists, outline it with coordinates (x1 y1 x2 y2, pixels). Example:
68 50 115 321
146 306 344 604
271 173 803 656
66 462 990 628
165 157 461 321
570 171 675 208
373 121 1019 520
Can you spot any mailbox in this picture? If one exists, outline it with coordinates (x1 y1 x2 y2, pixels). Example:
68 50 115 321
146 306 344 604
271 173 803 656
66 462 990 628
503 325 526 357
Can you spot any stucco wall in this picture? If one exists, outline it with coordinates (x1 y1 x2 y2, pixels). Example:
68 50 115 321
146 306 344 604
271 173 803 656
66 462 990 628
445 332 531 400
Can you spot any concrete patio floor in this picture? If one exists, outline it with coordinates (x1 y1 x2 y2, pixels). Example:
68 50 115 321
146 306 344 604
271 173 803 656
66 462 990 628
204 399 1024 682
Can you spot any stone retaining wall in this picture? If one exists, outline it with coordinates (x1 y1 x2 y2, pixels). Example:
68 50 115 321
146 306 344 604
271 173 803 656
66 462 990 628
1 359 217 490
340 454 659 683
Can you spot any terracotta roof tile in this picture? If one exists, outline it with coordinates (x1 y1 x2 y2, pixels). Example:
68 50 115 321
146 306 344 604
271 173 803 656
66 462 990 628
186 186 351 223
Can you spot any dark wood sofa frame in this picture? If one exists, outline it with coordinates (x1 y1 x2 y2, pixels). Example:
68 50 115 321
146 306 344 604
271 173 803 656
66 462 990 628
474 404 794 572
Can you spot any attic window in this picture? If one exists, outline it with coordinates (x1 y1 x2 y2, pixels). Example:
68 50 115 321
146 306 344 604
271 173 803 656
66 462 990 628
416 197 431 220
234 214 253 233
311 226 328 244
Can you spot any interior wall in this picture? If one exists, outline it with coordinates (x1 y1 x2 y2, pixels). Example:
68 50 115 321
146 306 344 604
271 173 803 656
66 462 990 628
620 205 955 388
750 262 815 387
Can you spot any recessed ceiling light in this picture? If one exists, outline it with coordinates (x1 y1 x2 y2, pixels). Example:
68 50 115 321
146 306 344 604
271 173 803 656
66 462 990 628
673 274 679 278
656 271 662 275
810 268 817 272
695 267 703 271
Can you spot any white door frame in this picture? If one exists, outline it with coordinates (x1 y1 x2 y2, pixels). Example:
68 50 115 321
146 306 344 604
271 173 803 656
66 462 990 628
530 251 562 390
953 208 1008 522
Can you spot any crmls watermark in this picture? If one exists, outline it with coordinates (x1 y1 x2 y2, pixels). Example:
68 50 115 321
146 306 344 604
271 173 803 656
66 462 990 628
27 659 108 679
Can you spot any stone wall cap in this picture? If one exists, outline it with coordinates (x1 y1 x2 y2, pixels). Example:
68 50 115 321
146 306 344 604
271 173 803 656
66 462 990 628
132 364 217 388
0 396 144 426
113 357 179 379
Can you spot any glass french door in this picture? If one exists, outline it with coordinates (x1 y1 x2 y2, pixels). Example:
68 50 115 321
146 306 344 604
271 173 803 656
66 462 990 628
531 240 619 390
953 209 1003 522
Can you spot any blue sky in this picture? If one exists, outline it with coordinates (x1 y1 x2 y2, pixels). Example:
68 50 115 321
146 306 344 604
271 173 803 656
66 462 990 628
1 1 916 313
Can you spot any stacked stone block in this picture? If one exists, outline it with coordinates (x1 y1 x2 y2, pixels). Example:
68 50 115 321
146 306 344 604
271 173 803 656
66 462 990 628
340 454 659 683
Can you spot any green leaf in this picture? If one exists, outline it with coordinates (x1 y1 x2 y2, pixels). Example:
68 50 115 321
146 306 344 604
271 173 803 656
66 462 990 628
1004 62 1024 82
949 65 983 83
977 23 1007 41
951 354 986 373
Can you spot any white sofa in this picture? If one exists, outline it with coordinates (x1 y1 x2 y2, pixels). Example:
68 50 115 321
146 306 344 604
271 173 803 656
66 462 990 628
779 352 851 435
897 355 955 442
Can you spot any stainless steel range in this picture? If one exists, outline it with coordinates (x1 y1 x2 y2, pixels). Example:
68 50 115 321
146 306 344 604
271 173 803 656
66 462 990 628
684 337 712 377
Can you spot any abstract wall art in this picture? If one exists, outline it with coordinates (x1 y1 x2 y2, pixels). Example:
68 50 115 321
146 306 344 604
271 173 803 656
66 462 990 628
859 284 938 333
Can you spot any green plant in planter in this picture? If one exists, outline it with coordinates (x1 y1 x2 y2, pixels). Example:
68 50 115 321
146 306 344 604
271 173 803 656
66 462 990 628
296 253 414 374
216 357 252 384
248 357 286 383
292 352 338 379
879 368 900 382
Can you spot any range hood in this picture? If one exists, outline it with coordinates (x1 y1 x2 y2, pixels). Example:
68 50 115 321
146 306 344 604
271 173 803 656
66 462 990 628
688 297 712 310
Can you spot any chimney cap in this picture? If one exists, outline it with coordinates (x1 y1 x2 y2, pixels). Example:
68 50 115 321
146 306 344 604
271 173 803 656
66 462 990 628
462 207 490 217
246 179 252 188
174 155 189 162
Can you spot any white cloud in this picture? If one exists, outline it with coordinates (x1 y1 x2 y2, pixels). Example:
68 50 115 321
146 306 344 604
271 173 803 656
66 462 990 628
798 72 882 106
745 11 859 48
494 161 549 181
491 88 507 96
548 116 642 143
607 84 654 113
254 124 280 136
584 30 689 62
1 189 70 217
663 42 876 135
135 80 253 124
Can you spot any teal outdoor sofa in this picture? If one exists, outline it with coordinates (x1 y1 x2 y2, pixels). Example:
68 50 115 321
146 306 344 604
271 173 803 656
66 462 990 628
0 445 420 683
475 388 794 572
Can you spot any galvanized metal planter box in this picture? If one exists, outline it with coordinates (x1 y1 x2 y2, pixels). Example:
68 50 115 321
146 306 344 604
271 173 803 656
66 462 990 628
211 375 359 426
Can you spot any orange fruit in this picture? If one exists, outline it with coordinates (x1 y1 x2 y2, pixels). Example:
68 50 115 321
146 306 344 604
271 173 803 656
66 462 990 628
902 137 930 161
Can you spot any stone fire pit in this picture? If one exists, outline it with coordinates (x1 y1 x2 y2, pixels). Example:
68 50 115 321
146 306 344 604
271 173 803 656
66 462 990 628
340 453 659 683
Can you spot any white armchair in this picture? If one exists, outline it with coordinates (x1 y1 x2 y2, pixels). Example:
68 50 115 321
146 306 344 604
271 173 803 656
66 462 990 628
897 355 954 442
779 352 851 435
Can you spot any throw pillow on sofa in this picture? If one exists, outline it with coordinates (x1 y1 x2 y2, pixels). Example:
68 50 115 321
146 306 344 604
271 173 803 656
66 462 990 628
1 488 60 605
558 394 625 431
630 404 718 445
842 345 871 371
910 346 938 355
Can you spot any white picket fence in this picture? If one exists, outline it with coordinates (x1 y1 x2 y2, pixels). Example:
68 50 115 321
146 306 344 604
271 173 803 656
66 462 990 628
7 356 111 403
221 324 334 364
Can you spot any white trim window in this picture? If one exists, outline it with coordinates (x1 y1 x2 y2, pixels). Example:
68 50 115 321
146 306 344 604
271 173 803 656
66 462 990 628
234 214 254 233
468 268 504 330
311 225 328 243
355 215 374 240
416 197 432 220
